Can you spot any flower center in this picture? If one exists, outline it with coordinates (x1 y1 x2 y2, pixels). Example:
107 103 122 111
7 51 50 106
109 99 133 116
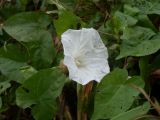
75 58 81 67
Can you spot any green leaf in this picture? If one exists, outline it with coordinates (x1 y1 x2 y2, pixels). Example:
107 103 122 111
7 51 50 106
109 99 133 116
111 102 150 120
123 4 157 31
25 31 56 69
16 68 67 120
124 4 140 16
121 26 155 41
117 26 160 59
0 44 36 83
111 11 137 33
59 0 76 10
122 0 160 15
0 44 29 62
0 58 27 83
92 68 145 120
3 12 56 69
136 1 160 15
3 12 51 42
137 15 157 32
20 66 37 80
54 10 81 37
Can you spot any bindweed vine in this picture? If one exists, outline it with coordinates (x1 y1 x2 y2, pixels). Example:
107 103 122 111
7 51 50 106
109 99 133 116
0 0 160 120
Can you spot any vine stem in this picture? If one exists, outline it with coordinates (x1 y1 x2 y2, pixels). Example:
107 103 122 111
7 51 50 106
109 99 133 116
77 81 93 120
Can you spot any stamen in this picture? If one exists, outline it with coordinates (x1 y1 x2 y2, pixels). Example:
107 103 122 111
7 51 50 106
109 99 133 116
75 58 81 67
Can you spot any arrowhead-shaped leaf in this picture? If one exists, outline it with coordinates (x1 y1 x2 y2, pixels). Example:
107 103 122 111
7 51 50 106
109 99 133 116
3 12 56 69
92 68 145 120
117 26 160 59
16 68 67 120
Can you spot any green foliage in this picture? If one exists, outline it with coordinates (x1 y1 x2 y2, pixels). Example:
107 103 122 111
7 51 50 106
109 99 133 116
0 0 160 120
3 12 56 69
54 10 83 37
3 12 51 42
134 0 160 15
16 68 67 120
59 0 76 10
92 69 147 120
112 11 137 33
0 58 27 83
117 26 160 59
0 44 29 62
111 102 150 120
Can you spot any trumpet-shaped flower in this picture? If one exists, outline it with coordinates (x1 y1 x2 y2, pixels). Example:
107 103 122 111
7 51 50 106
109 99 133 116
61 28 110 85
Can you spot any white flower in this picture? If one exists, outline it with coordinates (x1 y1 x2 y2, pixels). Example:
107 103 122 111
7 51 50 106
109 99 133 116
61 28 110 85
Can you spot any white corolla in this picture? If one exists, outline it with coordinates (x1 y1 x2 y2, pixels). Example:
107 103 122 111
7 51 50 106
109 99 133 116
61 28 110 85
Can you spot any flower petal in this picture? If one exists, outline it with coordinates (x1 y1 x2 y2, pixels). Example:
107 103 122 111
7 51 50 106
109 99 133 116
81 49 109 81
63 55 78 79
62 28 95 57
61 29 81 57
62 28 110 85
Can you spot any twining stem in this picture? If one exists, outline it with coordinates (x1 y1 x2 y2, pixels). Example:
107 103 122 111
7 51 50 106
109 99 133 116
77 81 94 120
